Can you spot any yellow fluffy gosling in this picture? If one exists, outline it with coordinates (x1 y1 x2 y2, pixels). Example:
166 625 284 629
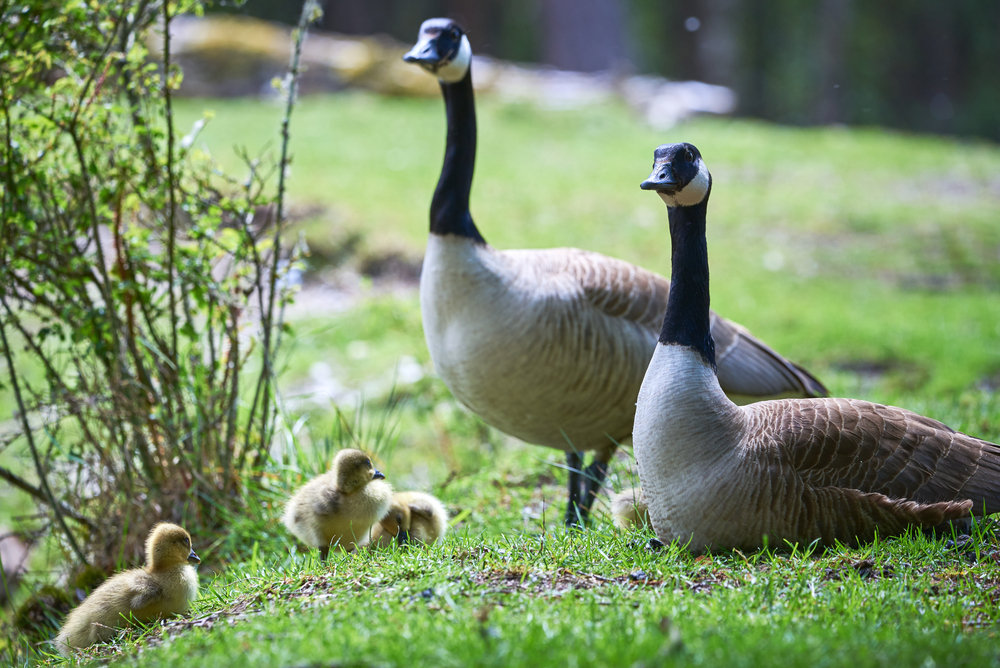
610 487 650 530
54 523 199 654
369 491 449 548
282 448 393 558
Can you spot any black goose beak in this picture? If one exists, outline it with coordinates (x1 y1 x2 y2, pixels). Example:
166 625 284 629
396 529 410 546
188 549 201 564
640 163 678 193
372 469 386 480
403 38 442 67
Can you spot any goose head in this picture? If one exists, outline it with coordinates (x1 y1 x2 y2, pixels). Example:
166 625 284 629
403 18 473 84
640 142 712 208
145 523 199 572
334 448 386 494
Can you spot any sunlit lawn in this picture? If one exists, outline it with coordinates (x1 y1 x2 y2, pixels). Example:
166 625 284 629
12 90 1000 665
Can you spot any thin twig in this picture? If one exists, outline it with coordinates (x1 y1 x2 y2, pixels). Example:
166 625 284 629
0 465 97 531
161 0 180 400
250 0 322 470
0 304 89 565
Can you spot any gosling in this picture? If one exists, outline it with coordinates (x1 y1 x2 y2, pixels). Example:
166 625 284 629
369 491 449 548
610 487 650 530
282 448 393 558
54 523 199 654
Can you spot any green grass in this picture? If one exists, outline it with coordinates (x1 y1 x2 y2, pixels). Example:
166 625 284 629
9 90 1000 665
174 92 1000 397
40 523 1000 667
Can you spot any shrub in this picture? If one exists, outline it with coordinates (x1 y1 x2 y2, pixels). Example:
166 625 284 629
0 0 318 574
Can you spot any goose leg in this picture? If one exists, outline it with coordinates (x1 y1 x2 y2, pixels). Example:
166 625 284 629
564 451 586 526
580 443 615 518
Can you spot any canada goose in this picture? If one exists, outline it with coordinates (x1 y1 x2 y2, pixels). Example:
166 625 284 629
369 491 449 548
282 448 393 558
404 18 828 527
610 487 650 530
54 523 199 654
634 142 1000 551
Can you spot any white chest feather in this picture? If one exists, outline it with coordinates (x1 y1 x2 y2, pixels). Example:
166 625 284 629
633 343 745 545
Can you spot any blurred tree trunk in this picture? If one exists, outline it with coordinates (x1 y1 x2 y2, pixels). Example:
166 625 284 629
736 0 773 118
539 0 630 71
816 0 850 123
320 0 390 34
696 0 738 86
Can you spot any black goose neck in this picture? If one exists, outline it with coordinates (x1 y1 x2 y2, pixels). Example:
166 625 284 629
430 70 486 243
659 200 715 369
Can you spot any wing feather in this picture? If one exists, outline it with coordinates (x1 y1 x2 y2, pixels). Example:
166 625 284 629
550 248 827 399
751 397 1000 514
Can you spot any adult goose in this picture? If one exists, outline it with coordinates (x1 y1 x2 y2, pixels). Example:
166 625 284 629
404 18 827 526
634 141 1000 551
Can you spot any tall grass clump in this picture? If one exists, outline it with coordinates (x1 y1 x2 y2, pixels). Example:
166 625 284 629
0 0 318 589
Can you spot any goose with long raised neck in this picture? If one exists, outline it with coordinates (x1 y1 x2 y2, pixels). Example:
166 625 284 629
404 18 828 526
634 141 1000 551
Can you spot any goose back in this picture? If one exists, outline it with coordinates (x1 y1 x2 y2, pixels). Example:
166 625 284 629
422 234 826 453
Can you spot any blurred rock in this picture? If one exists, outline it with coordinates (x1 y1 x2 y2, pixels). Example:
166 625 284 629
0 528 29 606
621 76 737 129
157 15 736 127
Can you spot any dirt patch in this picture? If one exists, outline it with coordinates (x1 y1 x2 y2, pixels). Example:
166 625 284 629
463 567 738 596
823 557 894 582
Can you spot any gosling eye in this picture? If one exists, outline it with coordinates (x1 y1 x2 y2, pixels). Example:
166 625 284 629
395 513 404 525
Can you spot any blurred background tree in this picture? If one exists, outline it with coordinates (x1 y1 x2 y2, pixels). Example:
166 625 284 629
218 0 1000 141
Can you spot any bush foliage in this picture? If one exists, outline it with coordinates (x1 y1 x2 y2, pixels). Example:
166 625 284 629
0 0 309 575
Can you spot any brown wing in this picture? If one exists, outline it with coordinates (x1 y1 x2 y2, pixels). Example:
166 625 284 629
556 247 827 399
752 397 1000 514
711 315 828 399
555 248 670 332
792 486 972 546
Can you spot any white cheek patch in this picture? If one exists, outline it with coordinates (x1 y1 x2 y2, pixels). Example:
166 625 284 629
437 35 473 83
658 159 710 208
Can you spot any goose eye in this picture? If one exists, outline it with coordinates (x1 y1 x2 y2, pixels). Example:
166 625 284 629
449 28 460 39
684 147 694 162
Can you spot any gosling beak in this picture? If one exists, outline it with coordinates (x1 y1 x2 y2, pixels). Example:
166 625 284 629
396 529 410 546
188 549 201 564
640 163 678 193
403 37 442 68
372 469 386 480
